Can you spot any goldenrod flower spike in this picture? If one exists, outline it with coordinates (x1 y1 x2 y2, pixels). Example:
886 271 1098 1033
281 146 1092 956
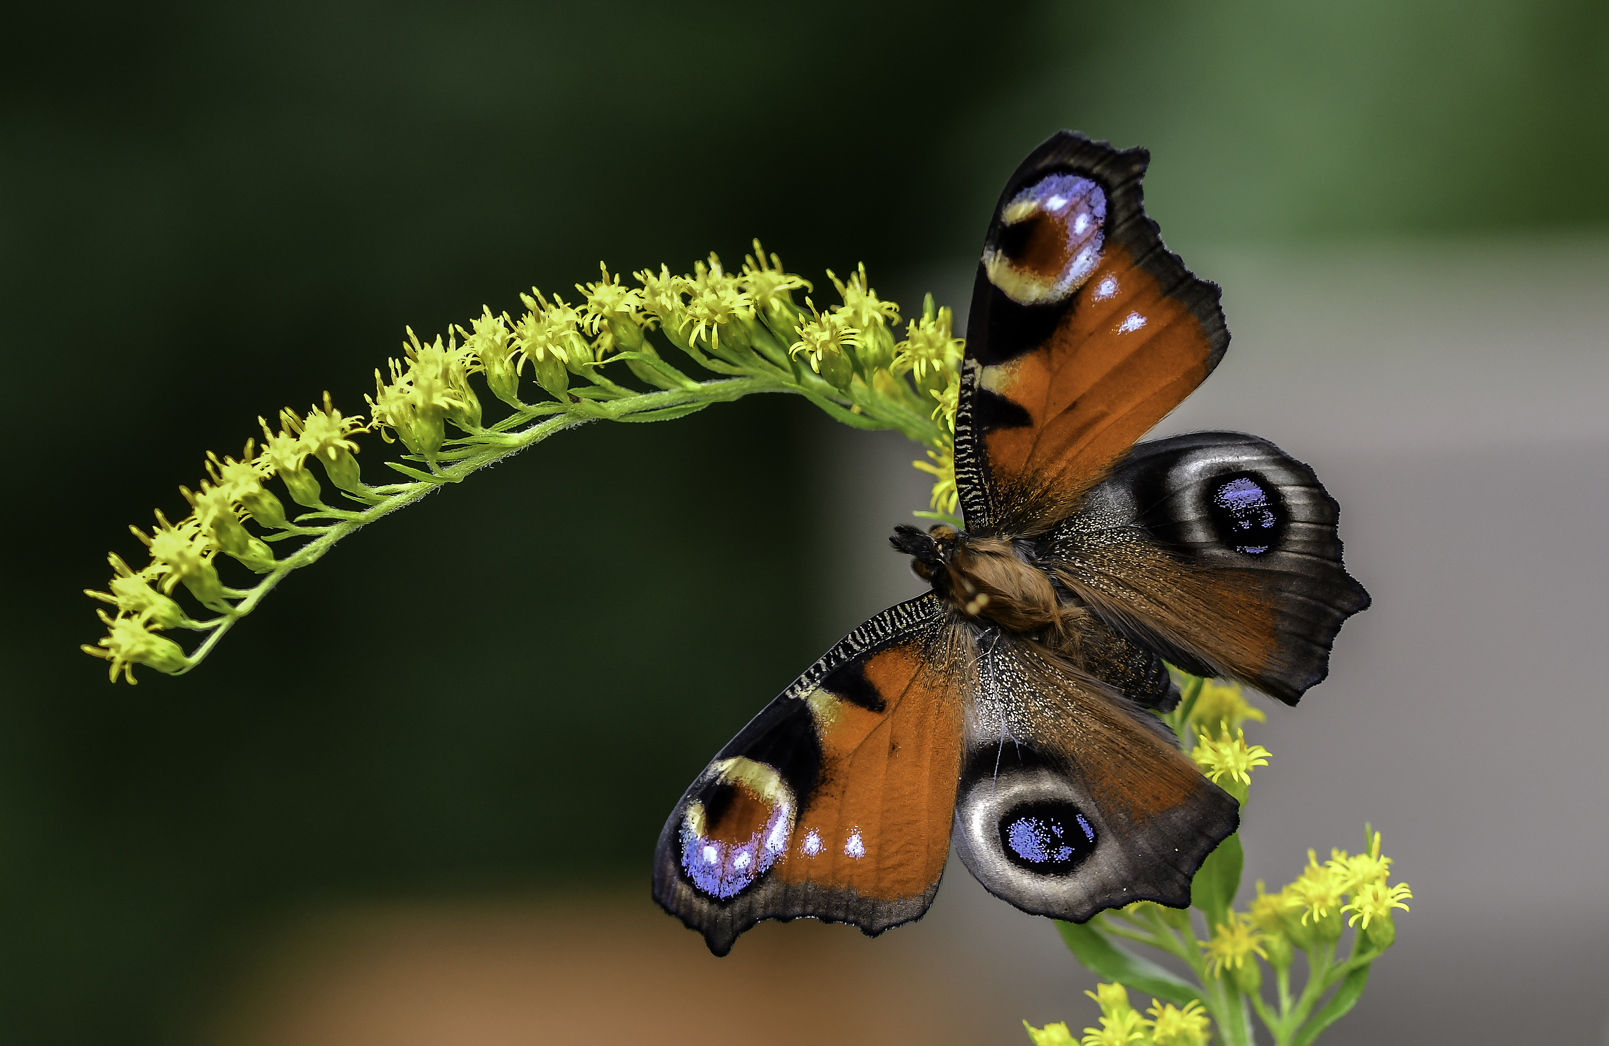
85 244 957 681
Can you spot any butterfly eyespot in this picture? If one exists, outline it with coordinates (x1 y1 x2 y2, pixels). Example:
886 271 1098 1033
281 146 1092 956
1208 473 1285 555
983 173 1107 306
998 800 1098 874
678 757 797 901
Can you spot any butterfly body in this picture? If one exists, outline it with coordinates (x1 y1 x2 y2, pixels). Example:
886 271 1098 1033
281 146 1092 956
654 131 1370 956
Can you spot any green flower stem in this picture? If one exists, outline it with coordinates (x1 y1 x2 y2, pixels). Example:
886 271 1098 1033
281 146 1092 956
168 370 912 676
1274 948 1335 1044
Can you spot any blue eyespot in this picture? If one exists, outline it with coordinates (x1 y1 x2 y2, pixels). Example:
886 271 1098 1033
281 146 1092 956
1210 475 1281 555
679 778 794 900
998 801 1097 874
984 174 1109 305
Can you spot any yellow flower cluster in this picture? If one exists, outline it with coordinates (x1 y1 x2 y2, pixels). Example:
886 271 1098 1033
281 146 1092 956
84 242 965 683
1191 727 1272 805
82 391 369 683
1243 828 1412 953
1026 983 1211 1046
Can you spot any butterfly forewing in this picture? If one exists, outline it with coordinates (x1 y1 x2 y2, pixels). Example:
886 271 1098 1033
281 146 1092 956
652 596 964 955
957 132 1229 531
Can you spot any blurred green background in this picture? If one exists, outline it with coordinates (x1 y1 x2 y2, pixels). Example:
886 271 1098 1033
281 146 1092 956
1 1 1605 1042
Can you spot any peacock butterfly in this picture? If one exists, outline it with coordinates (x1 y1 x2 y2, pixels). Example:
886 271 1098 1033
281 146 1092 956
652 131 1370 955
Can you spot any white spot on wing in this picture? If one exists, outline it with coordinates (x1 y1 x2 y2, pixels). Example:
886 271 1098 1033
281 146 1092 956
702 844 718 864
1116 311 1147 333
802 829 823 857
1094 274 1118 301
845 829 866 859
765 813 790 853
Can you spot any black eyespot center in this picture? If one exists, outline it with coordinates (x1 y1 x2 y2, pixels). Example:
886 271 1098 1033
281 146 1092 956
998 799 1097 875
1207 472 1286 555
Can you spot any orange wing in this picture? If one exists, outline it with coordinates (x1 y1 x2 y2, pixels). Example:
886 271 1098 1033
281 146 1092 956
652 596 963 956
954 132 1229 532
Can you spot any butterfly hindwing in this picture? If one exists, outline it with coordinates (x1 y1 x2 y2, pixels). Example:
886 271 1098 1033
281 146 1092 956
956 131 1230 531
951 636 1238 920
1045 431 1371 705
652 595 964 955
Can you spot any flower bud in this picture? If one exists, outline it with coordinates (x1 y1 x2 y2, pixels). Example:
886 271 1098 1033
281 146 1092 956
1230 953 1263 993
446 378 482 433
238 487 289 529
817 347 855 391
279 464 324 508
484 350 521 405
1262 930 1294 970
318 446 367 495
1308 907 1344 944
914 363 952 402
857 322 897 372
207 513 276 573
1364 911 1396 950
530 355 569 400
609 316 646 354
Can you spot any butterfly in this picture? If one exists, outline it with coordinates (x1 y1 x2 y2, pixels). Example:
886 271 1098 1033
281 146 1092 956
652 131 1370 956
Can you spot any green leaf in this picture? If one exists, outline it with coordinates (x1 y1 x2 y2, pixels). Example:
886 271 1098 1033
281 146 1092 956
616 402 712 423
1055 921 1204 1007
796 390 889 430
1291 965 1371 1046
383 462 442 483
1191 832 1243 929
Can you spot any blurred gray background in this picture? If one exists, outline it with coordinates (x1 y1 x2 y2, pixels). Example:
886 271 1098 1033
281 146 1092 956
2 1 1605 1043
